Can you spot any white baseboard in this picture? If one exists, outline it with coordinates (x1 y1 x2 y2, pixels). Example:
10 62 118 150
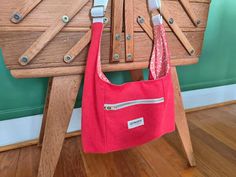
182 84 236 109
1 84 236 147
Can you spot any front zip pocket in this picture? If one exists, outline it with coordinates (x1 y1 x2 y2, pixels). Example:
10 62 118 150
104 97 164 111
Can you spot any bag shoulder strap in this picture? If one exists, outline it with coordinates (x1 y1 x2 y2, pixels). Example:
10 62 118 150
90 0 169 81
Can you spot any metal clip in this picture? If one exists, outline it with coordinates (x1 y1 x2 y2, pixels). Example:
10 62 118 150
91 5 105 18
148 0 161 12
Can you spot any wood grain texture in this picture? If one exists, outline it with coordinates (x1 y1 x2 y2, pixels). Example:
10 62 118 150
15 146 40 177
37 75 82 177
161 2 195 55
10 57 199 78
0 149 20 177
64 30 92 63
0 0 210 31
1 103 236 177
111 0 124 62
137 16 154 40
1 31 204 70
171 67 196 166
54 138 87 177
124 0 134 62
10 0 43 23
17 0 89 65
0 0 210 77
38 78 53 146
129 69 144 81
179 0 200 27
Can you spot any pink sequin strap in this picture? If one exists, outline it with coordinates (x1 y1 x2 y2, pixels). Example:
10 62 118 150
150 24 170 80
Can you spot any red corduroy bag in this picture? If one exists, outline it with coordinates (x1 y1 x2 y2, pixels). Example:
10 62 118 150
82 2 175 153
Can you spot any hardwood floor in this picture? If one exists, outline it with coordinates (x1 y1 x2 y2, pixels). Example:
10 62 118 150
1 104 236 177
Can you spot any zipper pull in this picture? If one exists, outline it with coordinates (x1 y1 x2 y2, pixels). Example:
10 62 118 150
104 105 117 110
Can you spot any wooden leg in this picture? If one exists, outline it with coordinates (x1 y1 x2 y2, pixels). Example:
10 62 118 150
37 75 82 177
171 67 196 166
130 69 144 81
38 78 53 146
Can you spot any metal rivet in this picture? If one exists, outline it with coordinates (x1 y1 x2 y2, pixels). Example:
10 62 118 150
138 17 145 24
113 54 120 60
168 18 174 24
64 55 72 63
115 34 121 41
127 54 133 60
196 19 201 25
12 12 22 22
62 15 70 23
126 34 131 40
20 56 28 63
190 50 195 55
13 13 21 20
103 17 108 24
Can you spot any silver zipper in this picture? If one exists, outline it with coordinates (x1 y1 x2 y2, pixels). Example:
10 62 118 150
104 97 164 110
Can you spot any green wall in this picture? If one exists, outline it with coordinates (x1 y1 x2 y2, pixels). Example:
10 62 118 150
0 0 235 121
177 0 236 90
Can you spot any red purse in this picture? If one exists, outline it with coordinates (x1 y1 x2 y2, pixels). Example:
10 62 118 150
82 0 175 153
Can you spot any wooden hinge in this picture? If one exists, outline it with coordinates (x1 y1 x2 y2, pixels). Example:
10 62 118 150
110 0 124 63
10 0 43 23
179 0 201 27
124 0 134 62
63 17 109 64
161 3 195 55
18 0 89 66
137 16 154 41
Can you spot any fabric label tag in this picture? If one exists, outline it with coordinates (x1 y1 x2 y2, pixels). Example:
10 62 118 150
128 117 144 129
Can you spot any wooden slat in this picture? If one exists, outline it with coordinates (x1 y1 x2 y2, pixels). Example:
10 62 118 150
161 2 195 55
171 67 196 166
129 69 144 81
126 0 144 81
137 16 154 40
37 75 82 177
1 31 204 70
10 57 199 78
63 30 91 63
137 15 195 56
38 77 53 146
124 0 134 62
63 18 109 64
18 0 89 65
10 0 43 23
179 0 201 27
110 0 124 62
0 26 206 32
0 0 210 30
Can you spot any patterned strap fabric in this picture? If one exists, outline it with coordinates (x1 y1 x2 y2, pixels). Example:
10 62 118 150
150 24 170 80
